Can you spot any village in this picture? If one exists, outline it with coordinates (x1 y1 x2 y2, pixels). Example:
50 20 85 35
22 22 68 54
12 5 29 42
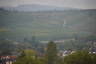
0 38 96 64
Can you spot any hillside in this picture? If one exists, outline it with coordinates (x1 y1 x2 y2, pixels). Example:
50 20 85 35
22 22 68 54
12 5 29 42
0 10 96 40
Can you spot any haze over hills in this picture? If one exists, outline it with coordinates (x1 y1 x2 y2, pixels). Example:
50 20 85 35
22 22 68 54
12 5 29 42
3 4 78 12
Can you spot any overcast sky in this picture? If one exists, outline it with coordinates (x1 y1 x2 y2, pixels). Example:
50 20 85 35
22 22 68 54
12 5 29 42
0 0 96 9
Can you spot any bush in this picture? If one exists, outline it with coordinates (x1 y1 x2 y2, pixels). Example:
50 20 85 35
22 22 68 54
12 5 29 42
64 51 96 64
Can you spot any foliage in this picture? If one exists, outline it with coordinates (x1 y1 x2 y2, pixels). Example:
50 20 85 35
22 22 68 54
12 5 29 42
64 51 96 64
14 56 38 64
90 53 96 64
13 49 46 64
46 41 58 64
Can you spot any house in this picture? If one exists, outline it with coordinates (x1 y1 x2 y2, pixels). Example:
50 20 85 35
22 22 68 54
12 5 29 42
90 47 96 53
0 56 16 64
58 50 76 57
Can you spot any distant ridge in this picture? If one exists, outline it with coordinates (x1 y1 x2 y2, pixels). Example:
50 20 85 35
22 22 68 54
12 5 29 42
3 4 78 12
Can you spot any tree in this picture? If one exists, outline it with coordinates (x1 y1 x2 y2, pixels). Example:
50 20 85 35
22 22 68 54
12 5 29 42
64 51 92 64
0 39 15 55
90 53 96 64
13 49 46 64
46 41 57 64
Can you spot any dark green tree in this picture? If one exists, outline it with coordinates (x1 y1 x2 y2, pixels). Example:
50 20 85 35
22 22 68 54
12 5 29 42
46 41 57 64
64 51 92 64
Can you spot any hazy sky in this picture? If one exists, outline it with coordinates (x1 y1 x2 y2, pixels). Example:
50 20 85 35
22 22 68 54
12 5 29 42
0 0 96 9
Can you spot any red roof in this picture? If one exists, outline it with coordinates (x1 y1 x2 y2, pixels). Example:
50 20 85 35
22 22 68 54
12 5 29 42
0 56 17 58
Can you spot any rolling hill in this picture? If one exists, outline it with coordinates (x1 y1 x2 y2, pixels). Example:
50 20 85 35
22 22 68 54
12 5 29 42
0 9 96 40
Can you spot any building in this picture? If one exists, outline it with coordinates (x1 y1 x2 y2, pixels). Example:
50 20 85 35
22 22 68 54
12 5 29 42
0 56 16 64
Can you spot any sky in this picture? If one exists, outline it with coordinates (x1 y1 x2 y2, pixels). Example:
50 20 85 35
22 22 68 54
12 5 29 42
0 0 96 9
